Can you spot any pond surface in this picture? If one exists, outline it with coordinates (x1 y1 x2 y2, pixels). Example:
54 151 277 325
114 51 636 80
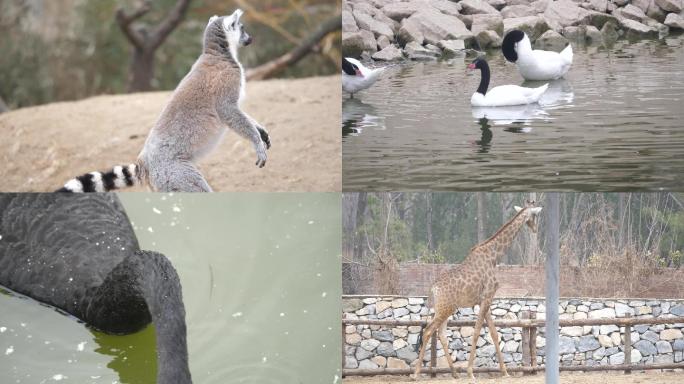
0 193 341 384
342 37 684 191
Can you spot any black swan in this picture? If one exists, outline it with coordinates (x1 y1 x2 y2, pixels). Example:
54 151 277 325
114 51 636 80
0 193 191 383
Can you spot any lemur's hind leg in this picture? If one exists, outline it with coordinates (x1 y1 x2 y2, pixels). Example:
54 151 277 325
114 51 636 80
149 160 212 192
222 106 269 167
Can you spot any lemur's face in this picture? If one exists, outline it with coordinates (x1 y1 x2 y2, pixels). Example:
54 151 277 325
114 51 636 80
222 9 252 47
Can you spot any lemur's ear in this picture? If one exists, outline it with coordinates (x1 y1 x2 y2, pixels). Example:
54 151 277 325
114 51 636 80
208 15 219 24
232 9 244 21
514 206 522 212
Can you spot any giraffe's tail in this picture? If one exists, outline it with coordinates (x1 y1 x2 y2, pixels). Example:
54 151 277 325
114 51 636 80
55 163 141 192
414 322 427 353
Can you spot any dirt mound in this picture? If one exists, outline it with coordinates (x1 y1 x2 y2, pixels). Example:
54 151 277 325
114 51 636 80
0 75 341 192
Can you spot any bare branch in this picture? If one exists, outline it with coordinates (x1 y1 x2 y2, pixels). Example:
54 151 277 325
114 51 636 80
149 0 192 49
115 2 151 49
246 13 341 81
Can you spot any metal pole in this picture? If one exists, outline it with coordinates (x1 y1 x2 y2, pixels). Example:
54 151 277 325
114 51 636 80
545 193 560 384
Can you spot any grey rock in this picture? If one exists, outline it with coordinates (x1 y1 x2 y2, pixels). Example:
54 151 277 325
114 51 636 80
461 0 501 15
676 351 683 363
674 339 684 351
343 10 359 33
377 341 397 357
501 5 537 18
345 356 359 368
559 336 576 354
609 351 625 365
356 346 373 360
641 330 660 343
343 299 364 312
477 30 504 48
634 340 658 356
590 303 604 310
620 18 659 39
584 25 602 43
360 338 381 351
396 346 419 363
354 10 394 39
488 0 508 10
635 324 650 333
656 340 673 353
405 41 441 60
620 4 648 22
449 338 465 350
382 1 428 21
536 29 568 50
377 35 391 50
358 359 379 369
372 45 404 61
632 0 652 12
430 0 463 17
398 18 425 46
477 344 497 357
563 25 587 41
655 0 683 12
600 20 619 44
615 303 635 317
654 354 674 364
438 39 466 56
471 14 504 35
503 16 551 42
577 335 601 352
373 330 394 342
403 8 474 45
343 30 378 56
393 307 410 318
672 305 684 316
589 0 608 12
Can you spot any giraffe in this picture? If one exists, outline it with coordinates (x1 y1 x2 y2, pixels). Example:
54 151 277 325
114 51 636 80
411 200 543 382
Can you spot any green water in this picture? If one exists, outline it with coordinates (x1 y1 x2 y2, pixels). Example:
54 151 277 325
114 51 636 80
0 193 342 384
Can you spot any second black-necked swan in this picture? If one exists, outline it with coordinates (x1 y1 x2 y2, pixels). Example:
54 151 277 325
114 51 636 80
468 58 548 107
342 57 386 98
502 30 573 81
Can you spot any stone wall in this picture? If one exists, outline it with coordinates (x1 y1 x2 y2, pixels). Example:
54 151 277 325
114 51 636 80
343 295 684 371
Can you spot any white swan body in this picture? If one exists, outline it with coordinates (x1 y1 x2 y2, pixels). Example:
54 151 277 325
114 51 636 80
471 84 549 107
342 57 386 96
468 58 548 107
503 30 573 81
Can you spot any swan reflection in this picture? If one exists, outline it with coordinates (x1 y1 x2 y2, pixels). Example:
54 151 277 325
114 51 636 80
342 98 385 137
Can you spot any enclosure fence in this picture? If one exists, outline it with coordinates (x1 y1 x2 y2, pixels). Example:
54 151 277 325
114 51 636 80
342 313 684 377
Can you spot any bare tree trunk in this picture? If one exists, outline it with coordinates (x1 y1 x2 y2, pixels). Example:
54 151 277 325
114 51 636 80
525 192 539 264
476 192 486 243
426 192 434 256
500 193 514 264
0 95 8 113
618 193 626 249
116 0 192 92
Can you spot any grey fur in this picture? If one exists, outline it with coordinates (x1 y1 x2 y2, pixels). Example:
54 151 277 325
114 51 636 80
59 9 270 193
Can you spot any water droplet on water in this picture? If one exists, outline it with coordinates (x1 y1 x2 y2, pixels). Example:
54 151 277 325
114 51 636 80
232 312 243 318
147 227 154 233
6 345 14 355
153 207 161 214
308 220 314 225
53 373 65 380
77 342 86 351
321 292 327 298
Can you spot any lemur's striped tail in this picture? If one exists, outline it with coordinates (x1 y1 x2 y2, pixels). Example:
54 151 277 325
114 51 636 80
56 164 140 193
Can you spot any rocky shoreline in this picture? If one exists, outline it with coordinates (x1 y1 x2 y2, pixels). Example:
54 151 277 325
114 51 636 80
342 0 684 61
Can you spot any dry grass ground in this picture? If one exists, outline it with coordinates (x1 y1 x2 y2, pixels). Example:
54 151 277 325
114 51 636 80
0 75 341 192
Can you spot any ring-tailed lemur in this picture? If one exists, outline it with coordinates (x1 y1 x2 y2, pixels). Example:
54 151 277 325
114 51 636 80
57 9 270 193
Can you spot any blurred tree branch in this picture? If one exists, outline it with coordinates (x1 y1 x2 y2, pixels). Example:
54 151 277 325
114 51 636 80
115 0 192 92
246 12 341 81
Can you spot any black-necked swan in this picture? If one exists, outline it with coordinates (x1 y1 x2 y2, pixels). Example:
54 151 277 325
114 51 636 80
342 57 386 98
502 30 573 81
468 58 548 107
0 194 192 384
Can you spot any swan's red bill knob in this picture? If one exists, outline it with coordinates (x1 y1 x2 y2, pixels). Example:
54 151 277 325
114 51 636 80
467 63 476 69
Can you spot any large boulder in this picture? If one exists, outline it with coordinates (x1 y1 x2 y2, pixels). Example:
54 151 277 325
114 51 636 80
343 30 378 57
536 29 568 50
589 0 609 12
471 14 504 35
429 0 463 17
402 8 475 45
488 0 509 10
354 10 394 39
461 0 501 15
503 16 551 41
501 4 537 18
617 5 648 22
437 39 466 56
397 18 425 45
405 41 441 60
343 10 359 32
655 0 683 12
382 1 429 21
543 0 616 31
620 18 659 39
665 12 684 29
477 30 503 47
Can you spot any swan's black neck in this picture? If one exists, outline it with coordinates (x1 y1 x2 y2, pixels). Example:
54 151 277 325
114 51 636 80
477 61 490 95
88 251 192 384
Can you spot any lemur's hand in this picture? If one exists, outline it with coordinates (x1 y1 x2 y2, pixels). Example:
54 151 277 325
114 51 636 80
254 140 267 168
257 126 271 149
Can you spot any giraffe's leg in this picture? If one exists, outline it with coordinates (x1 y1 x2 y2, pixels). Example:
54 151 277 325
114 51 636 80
436 319 457 378
412 315 446 381
484 309 510 377
467 307 486 383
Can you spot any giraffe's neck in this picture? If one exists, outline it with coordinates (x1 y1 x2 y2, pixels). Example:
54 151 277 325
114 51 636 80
472 210 528 265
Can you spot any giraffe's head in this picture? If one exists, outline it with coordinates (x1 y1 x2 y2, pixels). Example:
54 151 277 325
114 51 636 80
514 200 543 233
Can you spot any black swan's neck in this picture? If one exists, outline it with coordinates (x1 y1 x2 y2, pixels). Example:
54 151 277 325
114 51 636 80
88 251 192 384
477 62 490 95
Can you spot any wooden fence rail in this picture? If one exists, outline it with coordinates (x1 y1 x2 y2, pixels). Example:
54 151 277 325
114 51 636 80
342 312 684 377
